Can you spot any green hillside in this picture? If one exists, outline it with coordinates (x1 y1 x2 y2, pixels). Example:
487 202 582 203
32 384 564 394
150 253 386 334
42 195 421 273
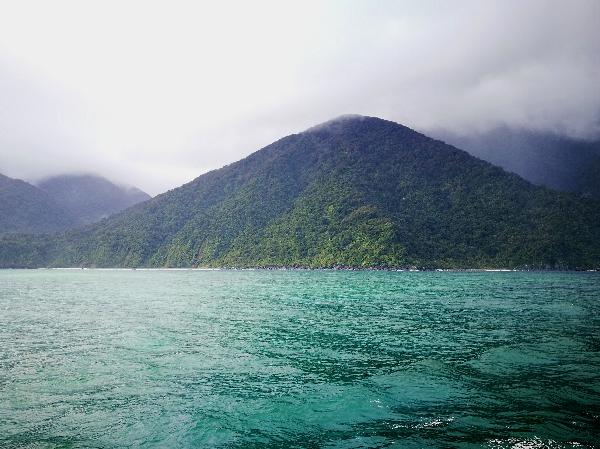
0 172 151 235
1 116 599 269
0 173 78 235
37 174 151 224
435 127 600 198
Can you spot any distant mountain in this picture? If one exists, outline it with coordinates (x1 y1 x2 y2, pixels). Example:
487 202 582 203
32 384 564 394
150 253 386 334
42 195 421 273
0 173 78 235
433 127 600 198
1 116 599 269
0 173 151 235
37 174 151 225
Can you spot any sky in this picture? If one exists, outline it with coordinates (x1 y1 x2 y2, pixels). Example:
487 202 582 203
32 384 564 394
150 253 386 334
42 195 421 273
0 0 598 195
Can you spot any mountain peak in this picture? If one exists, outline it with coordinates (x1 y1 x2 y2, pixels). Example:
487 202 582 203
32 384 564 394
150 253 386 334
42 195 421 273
302 115 421 147
3 118 599 269
306 114 390 133
36 174 151 225
0 172 78 235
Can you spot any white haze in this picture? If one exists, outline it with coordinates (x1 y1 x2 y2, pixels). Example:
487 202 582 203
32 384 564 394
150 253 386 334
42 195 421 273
0 0 598 195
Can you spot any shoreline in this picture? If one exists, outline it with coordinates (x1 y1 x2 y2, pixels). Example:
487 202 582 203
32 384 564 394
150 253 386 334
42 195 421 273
2 266 596 273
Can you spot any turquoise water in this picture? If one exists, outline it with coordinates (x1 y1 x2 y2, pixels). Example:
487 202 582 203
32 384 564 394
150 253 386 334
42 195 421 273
1 270 599 448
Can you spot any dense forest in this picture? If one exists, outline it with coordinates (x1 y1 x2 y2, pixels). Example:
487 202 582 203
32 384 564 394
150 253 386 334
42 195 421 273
0 173 150 234
1 116 599 269
37 174 151 224
435 127 600 198
0 173 78 235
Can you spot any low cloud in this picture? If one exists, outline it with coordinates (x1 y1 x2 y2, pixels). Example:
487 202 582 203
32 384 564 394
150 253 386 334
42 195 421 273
0 0 598 194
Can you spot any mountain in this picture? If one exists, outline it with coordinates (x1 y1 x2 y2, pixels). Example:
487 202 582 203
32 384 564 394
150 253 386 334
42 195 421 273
0 173 151 235
0 173 78 235
1 115 599 269
433 127 600 198
36 174 151 224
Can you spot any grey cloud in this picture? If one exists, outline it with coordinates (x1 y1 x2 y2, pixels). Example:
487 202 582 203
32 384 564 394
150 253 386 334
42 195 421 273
0 0 598 195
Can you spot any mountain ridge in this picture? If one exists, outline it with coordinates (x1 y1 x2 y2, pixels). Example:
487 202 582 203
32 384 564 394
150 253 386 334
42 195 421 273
0 172 151 235
1 115 599 269
0 173 79 235
36 174 151 224
433 127 600 198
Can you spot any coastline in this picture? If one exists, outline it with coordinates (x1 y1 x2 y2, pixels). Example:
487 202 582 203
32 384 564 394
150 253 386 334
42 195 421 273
9 266 598 273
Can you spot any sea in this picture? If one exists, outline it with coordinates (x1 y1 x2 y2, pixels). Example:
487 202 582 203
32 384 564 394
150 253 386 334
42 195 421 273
1 269 599 448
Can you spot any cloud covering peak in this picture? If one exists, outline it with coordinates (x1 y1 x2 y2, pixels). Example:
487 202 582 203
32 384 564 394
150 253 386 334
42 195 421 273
0 0 598 194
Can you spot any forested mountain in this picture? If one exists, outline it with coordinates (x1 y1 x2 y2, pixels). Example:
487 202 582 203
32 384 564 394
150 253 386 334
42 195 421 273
0 173 78 235
1 116 599 269
37 174 151 224
0 173 150 235
434 127 600 198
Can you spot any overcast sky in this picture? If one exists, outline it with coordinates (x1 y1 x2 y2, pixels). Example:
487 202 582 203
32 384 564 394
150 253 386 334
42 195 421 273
0 0 598 195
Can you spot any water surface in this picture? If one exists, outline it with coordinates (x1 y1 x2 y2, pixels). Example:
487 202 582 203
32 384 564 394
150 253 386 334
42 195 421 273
1 269 599 448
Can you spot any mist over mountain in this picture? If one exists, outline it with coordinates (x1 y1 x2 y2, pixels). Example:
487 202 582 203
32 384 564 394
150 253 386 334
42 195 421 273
0 173 151 234
0 173 78 235
0 2 598 195
2 116 598 269
434 128 600 198
37 174 151 224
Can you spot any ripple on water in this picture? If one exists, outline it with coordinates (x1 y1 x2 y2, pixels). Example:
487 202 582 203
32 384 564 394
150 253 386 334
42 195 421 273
0 270 599 448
